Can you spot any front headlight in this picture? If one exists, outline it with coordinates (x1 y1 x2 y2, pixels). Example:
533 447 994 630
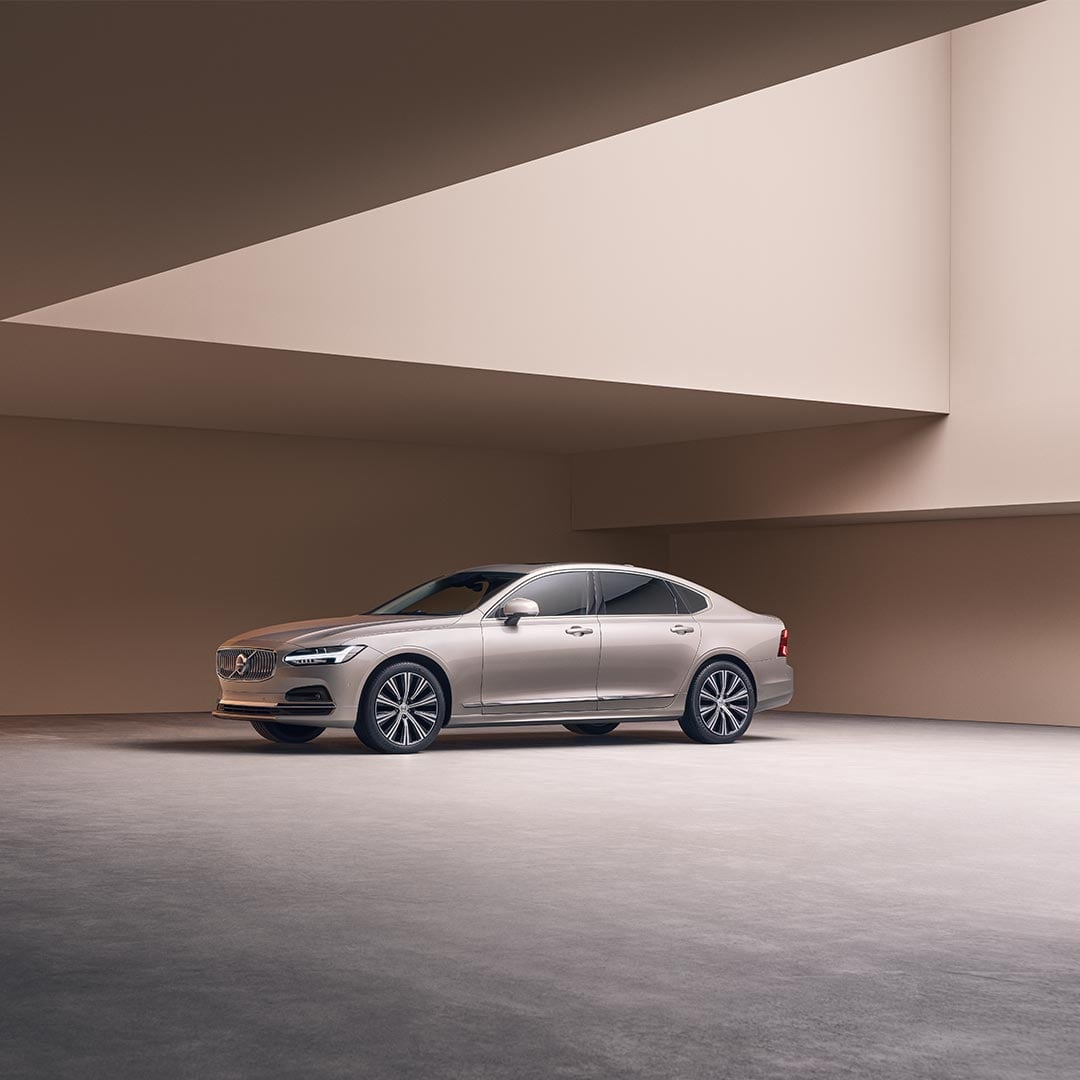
283 645 366 666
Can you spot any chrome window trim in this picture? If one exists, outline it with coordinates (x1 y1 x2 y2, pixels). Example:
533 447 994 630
481 567 714 619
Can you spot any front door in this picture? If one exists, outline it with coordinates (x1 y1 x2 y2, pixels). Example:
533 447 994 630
481 571 599 715
595 571 700 711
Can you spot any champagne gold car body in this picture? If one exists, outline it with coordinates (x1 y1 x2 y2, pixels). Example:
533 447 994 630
214 563 793 751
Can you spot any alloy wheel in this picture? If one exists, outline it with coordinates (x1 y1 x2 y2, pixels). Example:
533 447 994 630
374 671 440 748
698 669 750 736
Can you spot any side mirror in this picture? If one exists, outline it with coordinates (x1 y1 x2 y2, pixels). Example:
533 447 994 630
502 597 540 626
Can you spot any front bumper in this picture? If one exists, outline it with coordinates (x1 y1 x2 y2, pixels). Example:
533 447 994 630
214 644 384 728
214 691 336 727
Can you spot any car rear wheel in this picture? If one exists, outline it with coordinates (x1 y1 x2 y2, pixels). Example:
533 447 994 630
356 661 446 754
251 720 325 744
562 722 620 736
679 660 755 744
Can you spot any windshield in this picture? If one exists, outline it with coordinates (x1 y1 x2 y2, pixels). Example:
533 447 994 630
369 570 526 616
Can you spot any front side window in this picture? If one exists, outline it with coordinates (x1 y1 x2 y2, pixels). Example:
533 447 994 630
494 571 591 617
370 571 524 616
597 571 679 616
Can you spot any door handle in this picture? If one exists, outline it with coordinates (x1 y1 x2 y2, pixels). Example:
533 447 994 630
670 624 695 635
565 626 594 636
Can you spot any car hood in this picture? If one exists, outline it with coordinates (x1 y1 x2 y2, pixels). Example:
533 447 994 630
221 613 462 649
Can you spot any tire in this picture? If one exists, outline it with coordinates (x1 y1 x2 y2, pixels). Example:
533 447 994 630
356 661 446 754
679 660 756 744
251 720 325 744
562 722 620 736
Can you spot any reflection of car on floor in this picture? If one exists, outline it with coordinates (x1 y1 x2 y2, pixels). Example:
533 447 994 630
213 563 793 754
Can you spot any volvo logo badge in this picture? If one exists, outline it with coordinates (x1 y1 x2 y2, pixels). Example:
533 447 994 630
234 653 249 677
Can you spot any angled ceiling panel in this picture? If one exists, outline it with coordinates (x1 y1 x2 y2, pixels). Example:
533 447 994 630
0 0 1032 318
9 38 951 414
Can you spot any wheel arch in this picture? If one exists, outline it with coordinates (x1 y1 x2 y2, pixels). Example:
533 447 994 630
689 651 758 699
358 651 454 721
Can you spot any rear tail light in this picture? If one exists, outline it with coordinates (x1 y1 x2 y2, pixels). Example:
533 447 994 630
778 628 789 658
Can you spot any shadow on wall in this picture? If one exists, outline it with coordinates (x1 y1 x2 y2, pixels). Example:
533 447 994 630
669 512 1080 727
0 415 666 717
575 415 951 531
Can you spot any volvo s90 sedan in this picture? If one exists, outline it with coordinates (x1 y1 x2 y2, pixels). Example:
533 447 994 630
213 563 793 753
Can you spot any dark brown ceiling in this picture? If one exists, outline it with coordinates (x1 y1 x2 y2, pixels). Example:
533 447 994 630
0 0 1034 320
0 324 927 454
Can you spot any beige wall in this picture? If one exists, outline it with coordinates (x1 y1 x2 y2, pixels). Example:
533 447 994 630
574 0 1080 531
13 38 949 413
0 416 663 716
669 514 1080 727
5 3 1075 730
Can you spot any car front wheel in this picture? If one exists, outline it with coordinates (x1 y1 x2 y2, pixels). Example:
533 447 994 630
356 662 446 754
679 661 755 744
251 720 325 744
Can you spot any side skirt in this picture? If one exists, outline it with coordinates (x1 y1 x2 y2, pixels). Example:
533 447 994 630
444 712 684 729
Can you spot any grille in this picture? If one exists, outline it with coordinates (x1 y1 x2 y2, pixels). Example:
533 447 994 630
217 647 275 681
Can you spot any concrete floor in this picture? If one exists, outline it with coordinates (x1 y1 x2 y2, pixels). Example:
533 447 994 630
1 713 1078 1080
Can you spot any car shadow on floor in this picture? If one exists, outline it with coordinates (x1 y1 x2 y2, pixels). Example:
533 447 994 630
111 729 786 755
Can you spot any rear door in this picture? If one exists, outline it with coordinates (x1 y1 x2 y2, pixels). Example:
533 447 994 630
595 571 700 712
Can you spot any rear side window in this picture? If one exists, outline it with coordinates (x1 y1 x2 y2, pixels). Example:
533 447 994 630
498 572 591 617
597 572 678 616
671 583 709 614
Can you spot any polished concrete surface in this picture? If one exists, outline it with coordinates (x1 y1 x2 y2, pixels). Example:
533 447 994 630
1 712 1078 1079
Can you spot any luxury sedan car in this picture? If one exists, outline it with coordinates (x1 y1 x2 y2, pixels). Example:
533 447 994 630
213 563 793 753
